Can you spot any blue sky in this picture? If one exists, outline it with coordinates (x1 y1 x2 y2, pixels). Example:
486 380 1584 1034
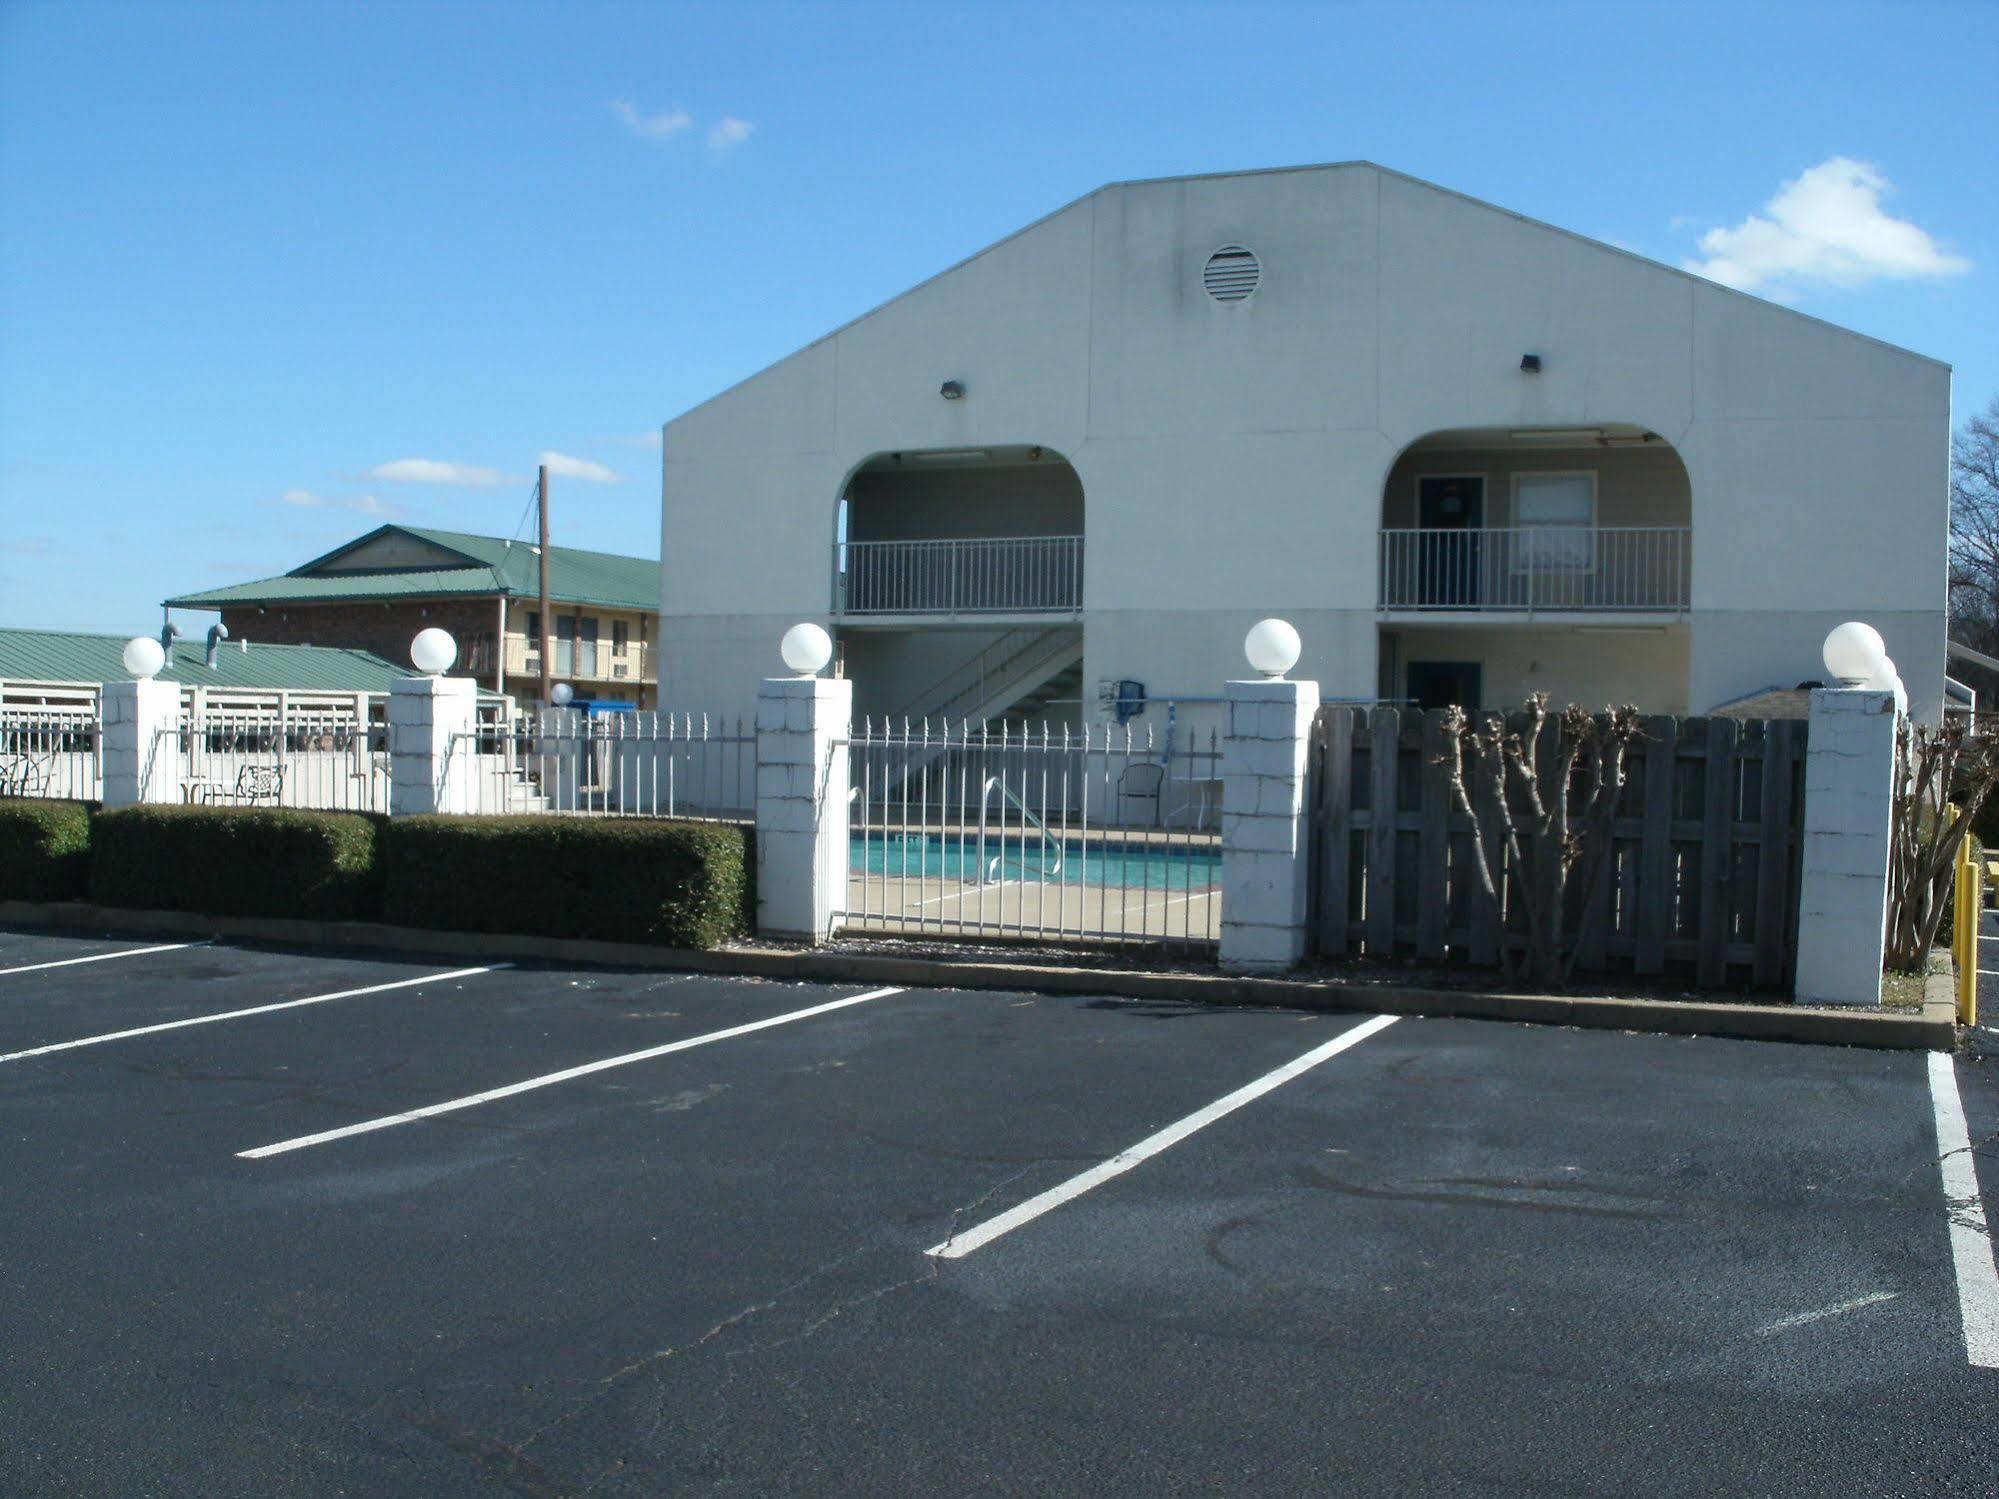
2 0 1993 637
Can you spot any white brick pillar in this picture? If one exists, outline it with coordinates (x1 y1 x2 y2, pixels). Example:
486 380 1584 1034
389 675 479 816
1794 686 1899 1006
100 678 182 808
1219 676 1320 971
755 675 851 943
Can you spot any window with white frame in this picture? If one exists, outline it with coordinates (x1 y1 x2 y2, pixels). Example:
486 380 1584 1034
1513 472 1595 570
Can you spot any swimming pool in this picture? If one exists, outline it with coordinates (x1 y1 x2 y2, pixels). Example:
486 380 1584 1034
850 830 1220 891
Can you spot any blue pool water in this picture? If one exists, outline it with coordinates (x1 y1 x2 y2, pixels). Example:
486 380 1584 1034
851 831 1220 891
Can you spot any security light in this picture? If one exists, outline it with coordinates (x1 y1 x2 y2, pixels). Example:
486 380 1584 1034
780 622 834 676
122 637 164 680
939 380 966 400
1822 622 1886 686
410 627 456 676
1520 354 1542 373
1244 618 1302 679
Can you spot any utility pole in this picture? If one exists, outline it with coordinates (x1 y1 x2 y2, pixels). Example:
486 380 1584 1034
537 463 553 706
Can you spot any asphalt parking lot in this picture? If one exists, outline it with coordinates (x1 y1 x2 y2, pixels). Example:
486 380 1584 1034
1 925 1995 1497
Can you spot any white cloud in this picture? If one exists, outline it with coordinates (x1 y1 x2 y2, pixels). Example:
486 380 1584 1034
364 458 503 487
707 115 754 152
1682 157 1970 295
279 488 404 518
0 536 52 555
612 98 693 141
621 429 664 450
539 450 623 484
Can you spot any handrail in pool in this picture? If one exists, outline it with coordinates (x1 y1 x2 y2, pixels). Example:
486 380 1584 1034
979 775 1063 883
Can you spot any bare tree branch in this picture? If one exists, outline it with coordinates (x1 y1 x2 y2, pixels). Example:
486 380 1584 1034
1440 694 1645 989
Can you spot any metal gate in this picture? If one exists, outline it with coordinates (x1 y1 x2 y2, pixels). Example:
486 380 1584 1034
838 718 1221 947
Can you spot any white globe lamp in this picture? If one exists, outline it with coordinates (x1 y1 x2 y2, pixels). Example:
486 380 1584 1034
550 682 575 707
1821 622 1885 687
1243 618 1302 679
122 636 164 680
409 627 456 676
780 622 834 677
1866 655 1898 692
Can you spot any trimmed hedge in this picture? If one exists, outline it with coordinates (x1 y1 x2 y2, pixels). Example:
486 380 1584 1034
383 815 751 949
89 805 381 921
0 799 93 901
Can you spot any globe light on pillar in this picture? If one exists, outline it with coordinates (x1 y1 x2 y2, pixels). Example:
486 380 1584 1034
1866 655 1898 693
409 627 457 676
121 636 164 680
550 682 574 707
1243 618 1302 679
1821 622 1886 687
780 622 834 677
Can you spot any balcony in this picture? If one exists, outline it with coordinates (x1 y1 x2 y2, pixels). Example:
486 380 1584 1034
835 535 1084 619
1379 526 1690 616
471 636 654 684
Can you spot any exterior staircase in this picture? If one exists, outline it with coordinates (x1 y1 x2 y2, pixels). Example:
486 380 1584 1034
870 627 1084 793
997 661 1084 726
882 626 1083 729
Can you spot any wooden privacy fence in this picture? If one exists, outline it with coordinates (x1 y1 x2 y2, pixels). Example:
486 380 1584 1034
1307 706 1808 988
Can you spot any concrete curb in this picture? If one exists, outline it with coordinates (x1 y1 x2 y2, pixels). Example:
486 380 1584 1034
0 900 1959 1052
1926 951 1963 1033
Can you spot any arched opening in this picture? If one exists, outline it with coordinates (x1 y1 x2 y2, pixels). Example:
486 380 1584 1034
1374 424 1693 715
831 445 1086 724
833 445 1084 618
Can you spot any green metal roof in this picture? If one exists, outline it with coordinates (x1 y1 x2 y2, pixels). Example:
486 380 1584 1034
0 627 426 693
163 525 660 611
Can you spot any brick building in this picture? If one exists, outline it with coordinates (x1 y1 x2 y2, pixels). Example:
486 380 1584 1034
165 525 660 708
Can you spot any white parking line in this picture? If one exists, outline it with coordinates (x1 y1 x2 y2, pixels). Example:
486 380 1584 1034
0 940 213 977
0 964 510 1064
927 1012 1401 1259
238 985 909 1159
1927 1051 1999 1369
1758 1291 1899 1335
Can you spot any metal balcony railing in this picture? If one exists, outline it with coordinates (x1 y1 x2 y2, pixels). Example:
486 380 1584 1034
1379 526 1690 613
836 536 1084 616
468 636 654 684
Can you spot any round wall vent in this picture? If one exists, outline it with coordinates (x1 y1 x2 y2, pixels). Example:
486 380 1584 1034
1203 245 1260 303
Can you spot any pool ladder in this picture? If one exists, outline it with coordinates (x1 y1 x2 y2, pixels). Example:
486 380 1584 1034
978 775 1063 884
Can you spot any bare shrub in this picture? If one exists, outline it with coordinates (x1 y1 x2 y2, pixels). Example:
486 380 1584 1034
1885 716 1999 972
1440 694 1648 988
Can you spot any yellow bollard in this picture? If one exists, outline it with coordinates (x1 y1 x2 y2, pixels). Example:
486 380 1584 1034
1954 829 1980 1026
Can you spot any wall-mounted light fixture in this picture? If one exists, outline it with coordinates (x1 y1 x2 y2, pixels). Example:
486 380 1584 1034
939 379 966 400
1519 354 1542 373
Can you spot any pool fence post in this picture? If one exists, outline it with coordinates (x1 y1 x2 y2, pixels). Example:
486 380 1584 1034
1219 674 1319 971
756 672 852 943
100 677 182 808
388 674 479 816
1793 685 1899 1006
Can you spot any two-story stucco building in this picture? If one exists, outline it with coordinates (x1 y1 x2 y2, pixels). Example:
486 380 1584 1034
658 162 1949 731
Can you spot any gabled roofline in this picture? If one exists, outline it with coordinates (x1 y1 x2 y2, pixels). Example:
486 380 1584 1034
287 523 494 579
397 524 657 570
1343 161 1951 371
663 159 1949 434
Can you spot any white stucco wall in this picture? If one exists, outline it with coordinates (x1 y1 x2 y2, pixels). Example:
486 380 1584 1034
1388 624 1691 715
660 163 1948 725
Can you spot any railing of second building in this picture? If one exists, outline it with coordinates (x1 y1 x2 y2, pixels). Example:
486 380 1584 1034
1379 525 1690 612
837 535 1084 615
